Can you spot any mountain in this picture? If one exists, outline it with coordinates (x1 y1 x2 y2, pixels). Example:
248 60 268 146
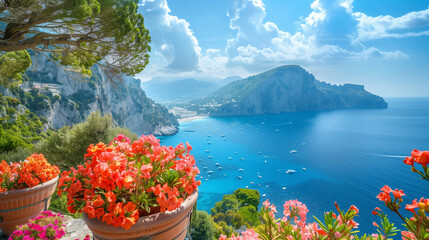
142 78 221 102
1 56 179 136
189 65 387 116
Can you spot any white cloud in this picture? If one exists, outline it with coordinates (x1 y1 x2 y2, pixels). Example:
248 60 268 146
139 0 201 72
352 6 429 42
224 0 406 71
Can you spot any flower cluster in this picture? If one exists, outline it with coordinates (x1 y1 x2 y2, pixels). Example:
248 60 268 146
58 134 200 230
219 229 260 240
404 149 429 180
8 211 66 240
0 153 60 192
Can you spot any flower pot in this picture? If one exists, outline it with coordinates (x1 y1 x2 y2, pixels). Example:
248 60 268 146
84 189 198 240
0 176 59 235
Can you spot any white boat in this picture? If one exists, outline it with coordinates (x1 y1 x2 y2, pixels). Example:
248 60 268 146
207 142 212 144
238 176 242 179
262 194 266 197
224 138 227 141
241 158 245 160
290 150 297 154
258 175 262 179
215 163 220 166
205 150 210 152
282 187 286 190
221 135 225 137
203 167 207 170
234 152 238 154
286 169 296 174
208 135 211 137
208 171 214 174
275 129 279 132
218 167 223 170
208 156 212 158
228 157 232 160
258 151 261 154
266 185 269 188
238 168 244 172
302 168 307 171
250 182 254 184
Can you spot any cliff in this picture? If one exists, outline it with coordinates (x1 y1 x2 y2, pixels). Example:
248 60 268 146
191 65 387 116
6 55 179 136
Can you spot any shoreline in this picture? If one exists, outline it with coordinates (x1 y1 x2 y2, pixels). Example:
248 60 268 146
178 115 208 123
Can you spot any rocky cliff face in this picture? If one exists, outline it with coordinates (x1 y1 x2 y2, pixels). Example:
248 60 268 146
18 56 178 136
193 65 387 117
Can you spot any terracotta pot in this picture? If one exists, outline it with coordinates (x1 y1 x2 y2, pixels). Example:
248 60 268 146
0 176 59 235
84 189 198 240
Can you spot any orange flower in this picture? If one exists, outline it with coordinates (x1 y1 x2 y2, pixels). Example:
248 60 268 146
105 191 117 204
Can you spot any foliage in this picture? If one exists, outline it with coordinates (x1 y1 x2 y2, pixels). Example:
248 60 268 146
211 188 261 229
0 153 59 192
0 0 151 84
0 92 47 153
7 211 66 240
37 111 137 169
58 134 201 230
219 149 429 240
0 51 31 87
191 210 216 240
48 194 83 219
0 146 32 163
214 221 235 239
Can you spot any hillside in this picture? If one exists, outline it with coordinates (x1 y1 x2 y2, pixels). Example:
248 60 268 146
1 55 179 136
188 65 387 116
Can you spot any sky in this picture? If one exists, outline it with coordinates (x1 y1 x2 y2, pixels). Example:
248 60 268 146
137 0 429 97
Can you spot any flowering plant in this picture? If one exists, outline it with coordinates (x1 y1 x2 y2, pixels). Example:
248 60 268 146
7 211 66 240
220 149 429 240
58 134 200 230
0 153 60 192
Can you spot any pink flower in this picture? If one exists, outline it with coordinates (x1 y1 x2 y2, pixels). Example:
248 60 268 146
401 231 416 240
334 231 341 238
263 199 270 209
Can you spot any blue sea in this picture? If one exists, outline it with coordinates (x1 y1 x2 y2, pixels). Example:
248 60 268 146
160 98 429 235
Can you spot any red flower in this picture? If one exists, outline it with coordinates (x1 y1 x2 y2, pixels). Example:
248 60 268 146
380 185 392 193
105 191 117 204
403 157 414 166
376 192 391 203
411 149 429 166
348 205 359 214
392 189 405 199
405 198 420 213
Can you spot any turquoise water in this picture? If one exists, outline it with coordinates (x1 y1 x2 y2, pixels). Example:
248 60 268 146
160 98 429 235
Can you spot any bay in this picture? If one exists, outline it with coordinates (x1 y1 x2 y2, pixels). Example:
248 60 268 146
160 98 429 235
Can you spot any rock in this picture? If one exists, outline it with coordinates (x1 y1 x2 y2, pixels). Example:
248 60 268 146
62 216 93 240
191 65 387 116
12 55 179 136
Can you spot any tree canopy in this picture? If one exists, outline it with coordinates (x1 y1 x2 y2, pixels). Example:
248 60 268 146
0 0 151 85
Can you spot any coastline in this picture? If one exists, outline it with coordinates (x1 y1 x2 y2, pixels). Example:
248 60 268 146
178 115 208 123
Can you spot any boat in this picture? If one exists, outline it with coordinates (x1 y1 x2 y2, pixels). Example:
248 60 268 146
208 156 212 158
258 175 262 179
238 168 244 172
228 157 232 159
208 171 214 174
208 135 211 137
205 150 210 152
207 142 212 144
221 135 225 137
215 163 220 166
238 176 242 179
302 168 307 171
286 169 296 174
241 158 245 160
250 182 254 184
290 150 297 154
203 167 207 170
266 185 269 188
275 129 279 132
282 187 286 190
224 138 227 141
258 151 261 154
234 152 238 154
218 167 222 170
262 194 266 197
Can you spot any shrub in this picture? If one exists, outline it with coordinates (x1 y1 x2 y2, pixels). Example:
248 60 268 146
191 211 216 240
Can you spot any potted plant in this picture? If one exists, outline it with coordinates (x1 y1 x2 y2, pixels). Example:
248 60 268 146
0 153 60 235
58 134 201 240
7 211 66 240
